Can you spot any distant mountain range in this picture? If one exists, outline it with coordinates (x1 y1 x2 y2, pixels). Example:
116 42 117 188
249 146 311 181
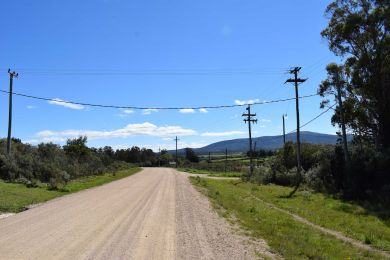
173 131 350 154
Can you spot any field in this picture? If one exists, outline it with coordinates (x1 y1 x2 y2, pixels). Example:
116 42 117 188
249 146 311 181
191 177 390 259
179 167 243 177
198 153 248 162
0 167 141 213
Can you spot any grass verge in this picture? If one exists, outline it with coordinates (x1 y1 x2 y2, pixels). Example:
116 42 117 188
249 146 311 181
0 167 141 213
179 168 243 177
190 177 386 259
248 183 390 252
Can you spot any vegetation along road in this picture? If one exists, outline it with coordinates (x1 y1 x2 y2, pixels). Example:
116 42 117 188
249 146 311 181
0 168 274 259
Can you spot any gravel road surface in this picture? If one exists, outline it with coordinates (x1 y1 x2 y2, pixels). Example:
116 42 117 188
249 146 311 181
0 168 274 259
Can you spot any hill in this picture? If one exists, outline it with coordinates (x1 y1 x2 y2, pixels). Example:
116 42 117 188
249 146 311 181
174 131 347 154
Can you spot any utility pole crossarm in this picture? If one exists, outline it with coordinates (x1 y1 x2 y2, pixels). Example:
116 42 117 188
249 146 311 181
242 113 257 116
243 118 258 123
285 78 307 84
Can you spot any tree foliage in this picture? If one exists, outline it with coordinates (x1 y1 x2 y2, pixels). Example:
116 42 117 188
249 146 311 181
185 148 199 163
321 0 390 149
0 137 164 188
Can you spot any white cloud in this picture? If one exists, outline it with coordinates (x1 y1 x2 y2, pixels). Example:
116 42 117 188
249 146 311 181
199 108 208 113
123 109 134 114
179 108 195 114
118 109 135 118
259 119 271 123
140 141 209 152
142 109 159 115
26 105 35 109
32 122 197 143
48 98 84 110
234 99 260 106
201 131 245 137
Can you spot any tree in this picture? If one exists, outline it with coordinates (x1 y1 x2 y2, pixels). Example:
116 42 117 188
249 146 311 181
321 0 390 149
185 148 199 163
63 136 90 162
319 63 350 161
160 149 173 166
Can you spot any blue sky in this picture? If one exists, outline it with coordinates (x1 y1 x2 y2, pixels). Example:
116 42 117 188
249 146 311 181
0 0 342 151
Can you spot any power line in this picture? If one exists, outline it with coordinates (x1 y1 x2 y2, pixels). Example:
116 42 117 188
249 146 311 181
287 103 337 134
3 68 288 76
0 89 319 110
3 56 330 77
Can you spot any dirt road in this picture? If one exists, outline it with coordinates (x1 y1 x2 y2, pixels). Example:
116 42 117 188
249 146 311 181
0 168 273 260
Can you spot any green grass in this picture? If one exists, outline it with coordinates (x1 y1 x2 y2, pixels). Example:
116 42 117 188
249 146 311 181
179 168 243 177
191 177 386 259
246 183 390 252
0 167 141 213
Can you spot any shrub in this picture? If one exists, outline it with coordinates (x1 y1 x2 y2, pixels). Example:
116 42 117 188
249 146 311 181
0 137 139 186
304 146 343 193
343 147 390 200
48 170 70 190
252 157 299 186
0 155 20 180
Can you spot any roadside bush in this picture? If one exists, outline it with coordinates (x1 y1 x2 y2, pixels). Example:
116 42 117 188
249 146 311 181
304 146 343 193
343 147 390 200
252 165 272 184
140 160 153 167
281 142 296 169
0 155 19 180
0 137 139 187
80 153 105 176
26 179 41 188
269 168 299 186
252 157 299 186
48 170 71 190
261 142 390 202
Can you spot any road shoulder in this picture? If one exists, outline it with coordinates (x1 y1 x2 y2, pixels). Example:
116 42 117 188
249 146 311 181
175 170 278 259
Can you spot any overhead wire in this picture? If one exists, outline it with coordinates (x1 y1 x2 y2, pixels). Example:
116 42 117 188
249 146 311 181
0 89 320 110
287 103 337 134
2 68 289 76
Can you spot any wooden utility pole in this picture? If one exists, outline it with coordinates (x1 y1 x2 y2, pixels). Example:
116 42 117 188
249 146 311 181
285 67 306 196
208 152 211 170
242 104 257 179
7 69 18 155
224 148 228 172
254 141 258 165
158 147 161 167
282 114 286 145
175 136 179 168
335 72 350 162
